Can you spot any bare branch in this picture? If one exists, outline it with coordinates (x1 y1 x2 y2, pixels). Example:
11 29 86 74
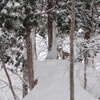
0 57 18 100
7 68 30 89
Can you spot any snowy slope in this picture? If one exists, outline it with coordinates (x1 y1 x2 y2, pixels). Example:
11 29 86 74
23 60 98 100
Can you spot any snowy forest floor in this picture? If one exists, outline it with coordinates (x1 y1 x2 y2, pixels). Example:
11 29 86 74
0 34 100 100
23 60 100 100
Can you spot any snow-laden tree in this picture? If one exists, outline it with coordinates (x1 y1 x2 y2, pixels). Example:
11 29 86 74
0 0 39 97
75 0 100 89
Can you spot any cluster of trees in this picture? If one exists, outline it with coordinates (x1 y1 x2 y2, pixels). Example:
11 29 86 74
0 0 100 100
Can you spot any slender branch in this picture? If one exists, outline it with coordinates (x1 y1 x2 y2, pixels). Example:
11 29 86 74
0 79 23 95
74 46 99 62
0 79 8 89
41 6 55 14
7 68 30 89
0 57 18 100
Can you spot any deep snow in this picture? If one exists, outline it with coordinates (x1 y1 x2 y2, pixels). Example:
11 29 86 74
23 60 98 100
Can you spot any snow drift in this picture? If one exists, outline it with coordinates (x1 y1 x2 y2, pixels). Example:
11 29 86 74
23 60 98 100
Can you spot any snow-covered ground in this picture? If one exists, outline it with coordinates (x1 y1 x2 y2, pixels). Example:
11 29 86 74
0 31 100 100
0 68 22 100
23 60 99 100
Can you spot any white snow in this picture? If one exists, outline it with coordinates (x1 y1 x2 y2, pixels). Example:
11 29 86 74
23 60 98 100
0 69 22 100
14 2 20 7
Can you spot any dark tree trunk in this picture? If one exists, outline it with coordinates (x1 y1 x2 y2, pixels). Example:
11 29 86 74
47 0 53 51
23 60 28 97
83 50 88 89
26 31 34 90
70 0 75 100
83 30 91 89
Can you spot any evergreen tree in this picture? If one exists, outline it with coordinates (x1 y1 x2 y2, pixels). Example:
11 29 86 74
0 0 38 97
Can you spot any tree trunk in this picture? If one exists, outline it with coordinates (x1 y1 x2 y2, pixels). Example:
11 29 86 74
70 0 75 100
83 0 96 89
23 60 28 97
26 31 34 90
34 32 37 60
46 0 58 59
83 50 88 89
83 30 91 89
91 0 95 37
47 0 53 52
23 28 37 96
46 21 58 59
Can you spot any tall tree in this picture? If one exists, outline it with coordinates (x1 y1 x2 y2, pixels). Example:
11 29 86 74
23 0 38 91
70 0 75 100
47 0 53 51
46 0 58 59
76 0 100 89
46 0 53 58
0 0 38 97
